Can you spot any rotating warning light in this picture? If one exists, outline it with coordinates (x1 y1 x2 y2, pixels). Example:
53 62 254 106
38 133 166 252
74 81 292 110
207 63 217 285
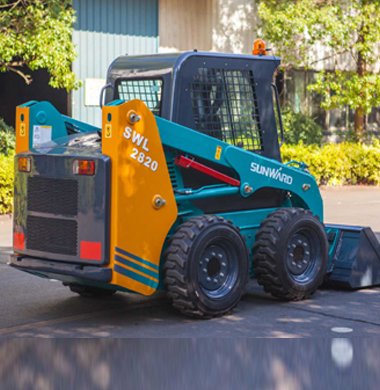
252 39 268 56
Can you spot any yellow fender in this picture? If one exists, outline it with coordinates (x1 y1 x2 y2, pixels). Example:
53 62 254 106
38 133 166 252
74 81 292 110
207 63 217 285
102 100 178 295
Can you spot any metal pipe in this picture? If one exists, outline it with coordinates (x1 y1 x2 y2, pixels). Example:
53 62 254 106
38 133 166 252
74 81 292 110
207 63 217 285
175 186 239 202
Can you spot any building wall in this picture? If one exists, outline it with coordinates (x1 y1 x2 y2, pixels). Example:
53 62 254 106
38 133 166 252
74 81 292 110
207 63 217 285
212 0 259 55
72 0 159 126
159 0 259 55
159 0 215 52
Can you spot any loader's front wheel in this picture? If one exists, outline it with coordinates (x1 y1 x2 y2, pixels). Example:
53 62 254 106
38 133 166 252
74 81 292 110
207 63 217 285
163 215 249 319
253 208 328 301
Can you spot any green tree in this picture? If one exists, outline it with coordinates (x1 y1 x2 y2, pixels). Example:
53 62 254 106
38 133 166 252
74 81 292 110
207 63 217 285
0 0 80 91
258 0 380 140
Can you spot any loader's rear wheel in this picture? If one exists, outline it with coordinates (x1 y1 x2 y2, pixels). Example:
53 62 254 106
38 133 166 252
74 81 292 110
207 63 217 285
253 208 328 301
163 215 249 319
68 283 117 298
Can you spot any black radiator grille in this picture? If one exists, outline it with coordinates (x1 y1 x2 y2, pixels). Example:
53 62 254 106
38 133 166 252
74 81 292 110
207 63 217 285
26 216 77 256
28 177 78 216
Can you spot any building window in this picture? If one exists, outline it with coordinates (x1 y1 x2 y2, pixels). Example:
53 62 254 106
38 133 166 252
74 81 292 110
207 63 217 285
284 69 326 129
368 107 380 132
117 79 163 116
284 69 380 134
190 68 262 152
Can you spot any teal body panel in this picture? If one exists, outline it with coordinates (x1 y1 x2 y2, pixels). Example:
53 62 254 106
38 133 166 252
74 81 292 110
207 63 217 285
20 101 100 153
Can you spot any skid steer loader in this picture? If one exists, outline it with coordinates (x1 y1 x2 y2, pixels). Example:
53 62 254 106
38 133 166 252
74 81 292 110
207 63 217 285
9 43 380 318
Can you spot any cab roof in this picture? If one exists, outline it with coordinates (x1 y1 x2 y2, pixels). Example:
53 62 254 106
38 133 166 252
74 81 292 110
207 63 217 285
107 51 281 80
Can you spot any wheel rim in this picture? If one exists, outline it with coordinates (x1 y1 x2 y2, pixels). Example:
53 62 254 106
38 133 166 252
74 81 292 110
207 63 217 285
198 240 239 299
285 227 321 284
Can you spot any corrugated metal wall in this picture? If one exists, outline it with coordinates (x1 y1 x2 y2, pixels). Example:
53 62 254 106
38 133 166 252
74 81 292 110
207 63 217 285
72 0 159 126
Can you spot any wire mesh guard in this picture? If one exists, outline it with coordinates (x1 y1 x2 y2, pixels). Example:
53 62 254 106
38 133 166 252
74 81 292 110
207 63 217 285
117 79 163 116
190 68 263 152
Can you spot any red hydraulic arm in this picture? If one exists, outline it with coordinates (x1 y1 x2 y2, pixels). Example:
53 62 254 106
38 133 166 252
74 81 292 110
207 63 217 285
175 155 241 187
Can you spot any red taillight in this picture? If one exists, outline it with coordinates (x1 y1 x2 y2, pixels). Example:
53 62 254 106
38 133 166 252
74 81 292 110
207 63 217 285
14 232 25 251
18 157 31 172
73 160 95 175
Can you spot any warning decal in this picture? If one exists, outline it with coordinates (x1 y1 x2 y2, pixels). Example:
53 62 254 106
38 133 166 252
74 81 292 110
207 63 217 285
33 125 52 148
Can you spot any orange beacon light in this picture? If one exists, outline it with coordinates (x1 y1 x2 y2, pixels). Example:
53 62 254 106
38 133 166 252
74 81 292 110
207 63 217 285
252 39 268 56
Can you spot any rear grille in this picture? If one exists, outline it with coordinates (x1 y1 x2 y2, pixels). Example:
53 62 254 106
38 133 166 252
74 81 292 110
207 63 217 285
28 177 78 216
26 216 77 256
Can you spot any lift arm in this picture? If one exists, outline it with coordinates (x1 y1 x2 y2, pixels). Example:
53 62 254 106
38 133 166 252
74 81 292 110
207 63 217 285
155 116 324 221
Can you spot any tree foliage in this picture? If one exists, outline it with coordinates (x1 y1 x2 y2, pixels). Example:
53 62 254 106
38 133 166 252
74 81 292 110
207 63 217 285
0 0 80 91
258 0 380 137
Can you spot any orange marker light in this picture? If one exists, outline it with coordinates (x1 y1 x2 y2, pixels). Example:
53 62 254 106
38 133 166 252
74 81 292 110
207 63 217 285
73 160 95 176
252 39 268 56
18 157 31 172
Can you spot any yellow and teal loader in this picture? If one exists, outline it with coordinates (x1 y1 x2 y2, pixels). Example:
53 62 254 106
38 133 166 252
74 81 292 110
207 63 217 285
9 44 380 318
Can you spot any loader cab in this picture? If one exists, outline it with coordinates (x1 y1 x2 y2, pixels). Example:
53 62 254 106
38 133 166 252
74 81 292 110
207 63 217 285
105 51 282 162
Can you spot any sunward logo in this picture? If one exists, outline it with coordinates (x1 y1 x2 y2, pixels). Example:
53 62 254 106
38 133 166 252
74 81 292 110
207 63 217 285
250 162 293 185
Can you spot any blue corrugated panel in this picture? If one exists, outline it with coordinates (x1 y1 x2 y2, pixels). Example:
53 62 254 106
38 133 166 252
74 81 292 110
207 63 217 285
72 0 159 126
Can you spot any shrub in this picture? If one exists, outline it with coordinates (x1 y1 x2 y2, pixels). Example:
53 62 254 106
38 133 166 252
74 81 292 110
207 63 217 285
0 118 15 156
282 108 324 146
0 152 14 214
282 141 380 186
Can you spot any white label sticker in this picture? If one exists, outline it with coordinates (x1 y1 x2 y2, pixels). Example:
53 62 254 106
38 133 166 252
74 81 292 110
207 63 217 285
33 125 52 148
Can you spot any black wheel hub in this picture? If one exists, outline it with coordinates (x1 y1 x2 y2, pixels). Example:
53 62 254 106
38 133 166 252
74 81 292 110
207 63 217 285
285 228 320 283
198 242 239 298
199 245 227 291
286 233 311 275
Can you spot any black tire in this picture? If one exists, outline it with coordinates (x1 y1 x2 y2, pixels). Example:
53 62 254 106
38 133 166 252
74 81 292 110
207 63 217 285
163 215 249 319
252 208 328 301
68 283 117 298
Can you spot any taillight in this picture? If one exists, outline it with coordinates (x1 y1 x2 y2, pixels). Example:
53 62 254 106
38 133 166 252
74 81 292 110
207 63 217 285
18 157 31 172
73 160 95 175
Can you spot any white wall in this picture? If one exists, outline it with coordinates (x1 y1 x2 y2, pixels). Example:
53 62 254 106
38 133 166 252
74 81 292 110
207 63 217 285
159 0 215 52
159 0 260 55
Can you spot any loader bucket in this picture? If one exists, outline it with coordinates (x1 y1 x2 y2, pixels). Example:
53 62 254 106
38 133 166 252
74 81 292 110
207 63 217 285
325 225 380 289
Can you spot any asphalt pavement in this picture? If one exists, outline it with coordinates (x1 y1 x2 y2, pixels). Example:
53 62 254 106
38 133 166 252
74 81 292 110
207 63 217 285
0 187 379 339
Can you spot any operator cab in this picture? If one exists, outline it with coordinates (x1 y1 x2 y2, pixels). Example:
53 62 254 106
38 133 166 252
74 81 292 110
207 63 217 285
104 50 285 214
105 50 283 162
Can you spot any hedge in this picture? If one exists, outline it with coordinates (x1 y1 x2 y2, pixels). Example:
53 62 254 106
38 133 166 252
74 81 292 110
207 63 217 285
282 141 380 186
0 117 15 155
0 152 14 214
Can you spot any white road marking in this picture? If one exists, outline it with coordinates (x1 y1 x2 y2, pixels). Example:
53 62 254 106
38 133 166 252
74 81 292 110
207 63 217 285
331 327 353 333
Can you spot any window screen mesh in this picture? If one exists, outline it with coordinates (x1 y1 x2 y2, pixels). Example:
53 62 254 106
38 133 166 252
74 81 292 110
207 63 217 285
190 68 262 151
117 79 162 116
